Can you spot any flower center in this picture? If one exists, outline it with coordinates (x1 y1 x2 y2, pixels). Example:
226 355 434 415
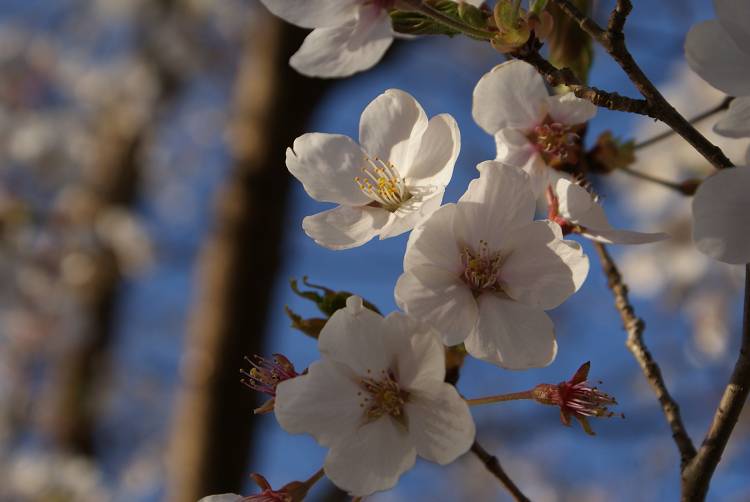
355 156 411 212
359 369 409 422
461 240 504 294
527 117 581 167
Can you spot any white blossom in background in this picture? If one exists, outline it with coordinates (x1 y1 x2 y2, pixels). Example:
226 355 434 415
617 65 748 361
395 162 589 369
685 0 750 137
548 178 668 245
257 0 483 77
274 296 475 497
692 166 750 264
472 60 596 197
287 89 460 250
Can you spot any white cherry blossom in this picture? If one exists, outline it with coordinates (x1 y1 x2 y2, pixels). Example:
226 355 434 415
274 296 475 497
258 0 484 78
685 0 750 137
692 166 750 264
548 178 668 245
287 89 460 250
395 162 589 369
472 60 597 196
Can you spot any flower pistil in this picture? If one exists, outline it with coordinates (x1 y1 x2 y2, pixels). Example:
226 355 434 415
355 156 411 211
461 240 505 294
359 369 410 423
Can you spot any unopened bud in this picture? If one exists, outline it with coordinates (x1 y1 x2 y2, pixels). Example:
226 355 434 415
679 178 702 196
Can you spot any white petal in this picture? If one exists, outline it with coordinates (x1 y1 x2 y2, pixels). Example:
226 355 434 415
258 0 360 29
463 0 485 6
472 60 548 134
715 97 750 138
454 161 536 250
395 265 478 347
405 381 475 464
274 361 362 447
572 199 611 229
555 177 594 221
404 113 460 187
465 294 557 369
692 166 750 264
500 221 589 310
403 203 463 273
521 154 551 198
325 418 416 497
287 133 371 205
359 89 429 170
318 298 390 373
494 128 535 166
581 227 669 245
378 188 444 240
546 92 597 125
302 205 390 250
383 312 446 389
290 6 393 78
715 0 750 51
685 19 750 96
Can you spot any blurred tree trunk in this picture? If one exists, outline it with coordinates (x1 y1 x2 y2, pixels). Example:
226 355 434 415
166 12 330 502
46 0 184 455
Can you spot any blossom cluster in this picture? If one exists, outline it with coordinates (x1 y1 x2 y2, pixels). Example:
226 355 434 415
204 0 750 499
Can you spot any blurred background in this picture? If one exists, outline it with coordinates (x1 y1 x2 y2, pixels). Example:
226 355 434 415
0 0 748 501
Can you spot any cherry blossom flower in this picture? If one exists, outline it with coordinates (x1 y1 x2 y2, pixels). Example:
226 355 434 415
395 162 589 369
241 354 299 414
531 362 620 435
472 60 597 196
273 296 475 496
287 89 460 250
257 0 484 78
692 166 750 264
547 178 668 245
685 0 750 137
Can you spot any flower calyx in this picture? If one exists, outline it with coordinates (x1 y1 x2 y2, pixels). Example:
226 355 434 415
242 470 323 502
545 185 578 236
531 361 622 435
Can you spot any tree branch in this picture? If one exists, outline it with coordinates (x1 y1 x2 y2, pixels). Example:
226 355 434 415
635 97 733 151
470 441 531 502
594 243 697 466
547 0 733 170
514 50 653 116
681 265 750 501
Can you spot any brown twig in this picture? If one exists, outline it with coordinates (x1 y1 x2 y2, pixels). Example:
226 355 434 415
681 265 750 501
470 441 531 502
635 97 734 151
547 0 733 170
616 165 688 194
514 49 653 116
594 243 697 466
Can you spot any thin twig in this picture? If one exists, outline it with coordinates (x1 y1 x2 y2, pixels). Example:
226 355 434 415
514 50 653 115
594 243 697 466
548 0 733 170
617 165 688 194
470 441 531 502
607 0 632 35
635 97 734 150
681 265 750 501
